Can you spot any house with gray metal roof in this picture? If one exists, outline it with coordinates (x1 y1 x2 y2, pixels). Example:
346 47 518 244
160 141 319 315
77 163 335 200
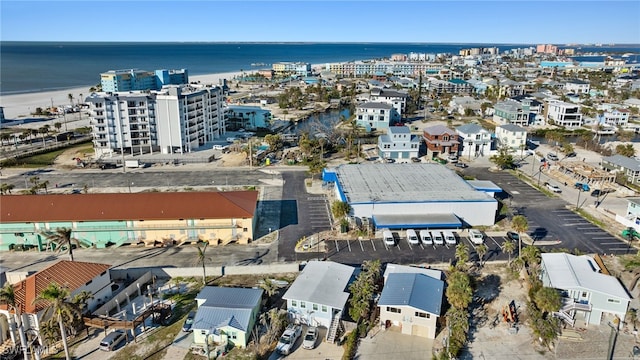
456 123 493 158
540 253 630 326
322 163 499 228
378 272 444 338
495 124 527 151
493 100 531 127
355 102 399 132
370 87 408 116
192 286 263 348
602 155 640 185
377 126 420 162
282 261 357 342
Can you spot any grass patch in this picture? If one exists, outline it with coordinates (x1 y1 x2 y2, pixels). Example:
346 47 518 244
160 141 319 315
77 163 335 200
2 141 93 168
10 147 69 167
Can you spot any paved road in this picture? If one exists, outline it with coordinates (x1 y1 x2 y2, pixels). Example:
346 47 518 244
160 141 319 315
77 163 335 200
277 172 332 262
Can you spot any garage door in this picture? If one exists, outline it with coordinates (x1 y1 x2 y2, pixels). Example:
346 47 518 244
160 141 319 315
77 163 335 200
411 324 429 337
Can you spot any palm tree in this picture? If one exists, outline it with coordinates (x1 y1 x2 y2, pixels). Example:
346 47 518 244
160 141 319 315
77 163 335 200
534 287 562 316
521 245 541 269
475 244 488 267
43 228 78 261
502 240 516 265
445 270 473 310
195 243 209 286
454 243 469 270
33 283 79 360
0 284 29 360
71 290 94 315
511 215 528 258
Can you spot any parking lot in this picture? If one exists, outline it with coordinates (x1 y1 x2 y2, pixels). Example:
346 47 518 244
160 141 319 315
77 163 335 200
467 169 631 255
324 230 514 265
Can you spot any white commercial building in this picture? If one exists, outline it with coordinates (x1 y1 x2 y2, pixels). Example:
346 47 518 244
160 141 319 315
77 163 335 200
322 164 499 228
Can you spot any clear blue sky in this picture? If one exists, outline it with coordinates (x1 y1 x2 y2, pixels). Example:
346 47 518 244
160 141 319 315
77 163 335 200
1 1 639 44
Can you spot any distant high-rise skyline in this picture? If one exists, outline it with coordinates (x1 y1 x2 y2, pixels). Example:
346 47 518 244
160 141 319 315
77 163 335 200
1 1 638 44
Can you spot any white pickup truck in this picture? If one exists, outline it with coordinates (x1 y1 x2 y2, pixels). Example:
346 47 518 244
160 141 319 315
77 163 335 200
276 324 301 355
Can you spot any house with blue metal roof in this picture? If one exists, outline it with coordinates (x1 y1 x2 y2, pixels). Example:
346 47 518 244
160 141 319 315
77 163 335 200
378 271 444 338
192 286 263 348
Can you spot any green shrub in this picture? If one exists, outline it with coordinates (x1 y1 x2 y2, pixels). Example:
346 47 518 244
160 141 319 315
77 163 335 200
341 329 360 360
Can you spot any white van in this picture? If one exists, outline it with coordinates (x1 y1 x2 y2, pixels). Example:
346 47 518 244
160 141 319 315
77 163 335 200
406 229 420 245
443 230 457 245
99 330 126 351
383 230 395 246
468 229 484 245
431 231 444 245
419 230 433 245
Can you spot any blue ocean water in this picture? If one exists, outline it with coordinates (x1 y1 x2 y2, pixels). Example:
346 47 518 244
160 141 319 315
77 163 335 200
1 42 638 95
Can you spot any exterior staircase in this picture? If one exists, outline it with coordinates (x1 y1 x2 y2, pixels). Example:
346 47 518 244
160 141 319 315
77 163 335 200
553 311 575 327
326 311 343 344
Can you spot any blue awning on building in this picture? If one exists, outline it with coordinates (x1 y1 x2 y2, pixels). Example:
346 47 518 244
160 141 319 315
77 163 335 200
372 213 461 229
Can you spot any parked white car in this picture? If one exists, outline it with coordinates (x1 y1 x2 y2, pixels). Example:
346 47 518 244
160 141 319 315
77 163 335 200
383 229 395 246
302 327 318 350
468 229 484 245
443 230 457 245
419 230 433 245
406 229 420 245
431 231 444 245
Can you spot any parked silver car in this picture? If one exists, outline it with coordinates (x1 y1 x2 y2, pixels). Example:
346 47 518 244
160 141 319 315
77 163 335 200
302 327 318 350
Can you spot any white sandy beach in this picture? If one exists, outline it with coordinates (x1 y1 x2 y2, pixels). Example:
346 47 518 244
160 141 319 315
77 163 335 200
0 71 243 120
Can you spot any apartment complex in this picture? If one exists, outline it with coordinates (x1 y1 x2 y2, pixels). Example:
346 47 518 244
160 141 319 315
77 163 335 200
0 191 259 250
328 61 445 78
272 62 311 77
100 69 189 92
86 84 225 157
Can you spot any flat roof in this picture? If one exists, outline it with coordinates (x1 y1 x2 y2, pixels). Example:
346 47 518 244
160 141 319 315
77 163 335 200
335 163 493 203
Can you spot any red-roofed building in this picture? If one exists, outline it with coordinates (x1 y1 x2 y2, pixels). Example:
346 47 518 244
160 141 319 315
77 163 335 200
0 191 258 251
0 260 112 347
422 125 460 157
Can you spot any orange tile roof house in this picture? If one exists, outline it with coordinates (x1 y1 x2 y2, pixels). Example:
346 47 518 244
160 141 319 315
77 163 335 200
10 260 112 314
0 191 259 250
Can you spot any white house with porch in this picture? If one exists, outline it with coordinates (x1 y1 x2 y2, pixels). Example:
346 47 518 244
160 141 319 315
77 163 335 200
455 123 492 158
282 261 357 343
540 253 630 327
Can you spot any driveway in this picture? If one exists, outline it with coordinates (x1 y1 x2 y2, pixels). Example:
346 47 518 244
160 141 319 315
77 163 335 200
357 328 434 360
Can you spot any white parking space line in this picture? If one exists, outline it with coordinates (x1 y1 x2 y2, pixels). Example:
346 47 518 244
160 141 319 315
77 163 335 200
334 240 339 252
371 240 377 251
593 237 617 240
577 227 600 230
383 241 389 251
609 248 633 251
396 242 402 250
407 242 413 250
600 242 625 245
347 240 352 252
419 243 425 250
358 239 365 251
584 232 606 235
489 236 502 247
466 238 477 249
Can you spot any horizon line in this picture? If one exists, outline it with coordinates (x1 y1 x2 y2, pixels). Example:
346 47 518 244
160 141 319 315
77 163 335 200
2 41 639 46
